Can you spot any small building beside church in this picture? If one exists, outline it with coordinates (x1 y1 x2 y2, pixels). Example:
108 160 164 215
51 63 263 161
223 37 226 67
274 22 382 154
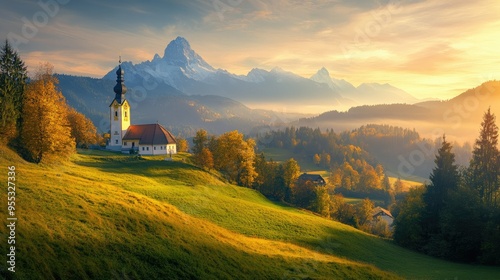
106 60 177 155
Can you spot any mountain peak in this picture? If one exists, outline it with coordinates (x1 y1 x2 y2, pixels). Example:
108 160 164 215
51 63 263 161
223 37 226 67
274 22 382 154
162 36 214 71
318 67 329 76
311 67 331 80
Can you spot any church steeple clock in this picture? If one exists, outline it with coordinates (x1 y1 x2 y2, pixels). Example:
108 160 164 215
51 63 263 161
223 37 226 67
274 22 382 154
109 58 130 150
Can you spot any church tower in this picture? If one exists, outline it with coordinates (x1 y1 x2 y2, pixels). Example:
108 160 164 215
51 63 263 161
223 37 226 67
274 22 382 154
108 59 130 150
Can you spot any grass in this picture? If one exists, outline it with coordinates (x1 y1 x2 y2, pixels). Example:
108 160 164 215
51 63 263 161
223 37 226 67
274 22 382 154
1 147 499 279
388 176 424 192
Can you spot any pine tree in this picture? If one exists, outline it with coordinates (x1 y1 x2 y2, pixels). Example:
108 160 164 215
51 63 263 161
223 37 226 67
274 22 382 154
469 108 499 207
0 40 28 141
468 109 500 264
422 135 459 255
20 63 74 163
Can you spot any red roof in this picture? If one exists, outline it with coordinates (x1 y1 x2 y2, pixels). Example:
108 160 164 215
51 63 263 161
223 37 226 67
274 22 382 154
122 124 176 145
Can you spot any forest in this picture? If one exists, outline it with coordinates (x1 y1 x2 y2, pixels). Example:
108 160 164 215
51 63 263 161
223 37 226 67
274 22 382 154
394 109 500 264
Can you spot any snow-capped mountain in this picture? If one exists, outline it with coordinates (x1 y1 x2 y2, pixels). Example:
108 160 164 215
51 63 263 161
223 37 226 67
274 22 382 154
103 36 415 112
310 67 357 93
310 67 419 105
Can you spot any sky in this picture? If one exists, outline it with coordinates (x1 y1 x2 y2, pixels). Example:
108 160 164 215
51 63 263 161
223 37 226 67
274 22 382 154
1 0 500 100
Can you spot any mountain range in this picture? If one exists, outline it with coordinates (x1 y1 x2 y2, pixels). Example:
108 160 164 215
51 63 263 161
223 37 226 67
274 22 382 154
101 36 419 111
57 36 499 140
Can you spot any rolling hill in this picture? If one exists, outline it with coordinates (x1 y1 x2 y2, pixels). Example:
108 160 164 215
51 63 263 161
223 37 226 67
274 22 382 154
1 146 499 279
299 80 500 142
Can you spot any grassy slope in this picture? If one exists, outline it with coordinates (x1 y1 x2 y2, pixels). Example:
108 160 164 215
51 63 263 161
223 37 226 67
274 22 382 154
0 148 498 279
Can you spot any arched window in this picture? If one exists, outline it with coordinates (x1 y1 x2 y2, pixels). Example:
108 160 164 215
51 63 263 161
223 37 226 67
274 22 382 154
115 111 118 117
124 111 128 117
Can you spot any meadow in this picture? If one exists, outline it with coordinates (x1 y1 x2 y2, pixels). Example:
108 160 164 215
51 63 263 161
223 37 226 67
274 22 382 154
1 147 499 279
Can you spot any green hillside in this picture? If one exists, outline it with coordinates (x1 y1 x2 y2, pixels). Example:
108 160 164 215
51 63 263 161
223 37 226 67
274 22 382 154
1 147 499 279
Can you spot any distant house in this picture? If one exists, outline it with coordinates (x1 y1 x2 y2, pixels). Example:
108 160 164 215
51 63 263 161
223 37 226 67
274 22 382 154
297 173 326 186
372 206 394 226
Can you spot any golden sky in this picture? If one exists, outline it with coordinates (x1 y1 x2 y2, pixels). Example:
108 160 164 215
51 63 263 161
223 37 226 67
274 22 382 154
1 0 500 100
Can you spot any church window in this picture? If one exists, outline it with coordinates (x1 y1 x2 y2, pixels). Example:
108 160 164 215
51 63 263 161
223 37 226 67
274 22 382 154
115 139 118 144
115 111 118 117
124 111 128 117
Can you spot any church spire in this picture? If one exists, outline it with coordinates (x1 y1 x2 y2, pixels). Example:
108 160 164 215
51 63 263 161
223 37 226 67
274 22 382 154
113 57 127 103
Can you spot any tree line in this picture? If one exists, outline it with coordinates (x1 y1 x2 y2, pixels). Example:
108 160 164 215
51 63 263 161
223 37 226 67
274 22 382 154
0 40 100 163
394 109 500 264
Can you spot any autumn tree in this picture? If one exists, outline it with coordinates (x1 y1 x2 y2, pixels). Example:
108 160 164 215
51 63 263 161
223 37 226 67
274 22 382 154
198 147 214 171
20 63 74 163
176 138 189 153
283 158 300 189
393 178 404 194
0 40 28 141
212 130 257 187
67 107 97 148
313 153 321 166
313 186 330 217
355 198 374 230
338 162 360 190
293 179 317 209
358 165 381 191
320 152 330 167
330 194 357 227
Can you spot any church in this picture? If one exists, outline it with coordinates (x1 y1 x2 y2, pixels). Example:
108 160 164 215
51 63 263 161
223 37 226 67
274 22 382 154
106 60 177 155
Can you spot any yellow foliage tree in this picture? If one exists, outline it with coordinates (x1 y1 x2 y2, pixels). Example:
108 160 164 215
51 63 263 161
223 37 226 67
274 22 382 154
313 153 321 166
176 138 189 153
67 107 97 148
20 63 74 163
198 147 214 170
212 130 257 187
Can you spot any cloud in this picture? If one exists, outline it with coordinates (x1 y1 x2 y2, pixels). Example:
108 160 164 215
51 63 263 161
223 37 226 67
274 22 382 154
1 0 500 100
397 44 463 74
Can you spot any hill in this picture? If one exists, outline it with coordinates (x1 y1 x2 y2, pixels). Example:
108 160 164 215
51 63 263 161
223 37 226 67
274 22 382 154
1 147 499 279
299 81 500 142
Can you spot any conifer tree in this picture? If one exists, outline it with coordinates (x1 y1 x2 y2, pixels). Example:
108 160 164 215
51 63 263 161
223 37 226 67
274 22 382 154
469 108 499 207
20 63 74 163
422 136 459 254
0 40 28 141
